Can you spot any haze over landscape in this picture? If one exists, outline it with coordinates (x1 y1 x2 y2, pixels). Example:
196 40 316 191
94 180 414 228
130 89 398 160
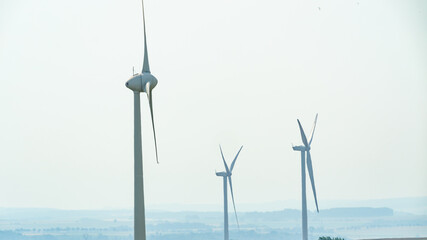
0 0 426 239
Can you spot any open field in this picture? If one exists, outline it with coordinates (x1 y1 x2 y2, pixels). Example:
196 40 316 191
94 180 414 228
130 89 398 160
1 207 426 240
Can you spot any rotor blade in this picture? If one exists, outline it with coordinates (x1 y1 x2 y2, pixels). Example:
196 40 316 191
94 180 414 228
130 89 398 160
219 145 230 174
146 82 158 163
228 176 240 228
141 0 150 73
230 146 243 172
297 119 309 147
308 113 318 146
306 151 319 212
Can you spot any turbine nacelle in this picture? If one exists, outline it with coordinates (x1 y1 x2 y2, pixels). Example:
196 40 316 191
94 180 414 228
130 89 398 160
292 145 308 151
216 171 228 177
126 72 158 92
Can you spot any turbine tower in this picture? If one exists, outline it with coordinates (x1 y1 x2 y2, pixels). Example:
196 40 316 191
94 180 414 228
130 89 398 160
292 114 319 240
125 1 159 240
216 145 243 240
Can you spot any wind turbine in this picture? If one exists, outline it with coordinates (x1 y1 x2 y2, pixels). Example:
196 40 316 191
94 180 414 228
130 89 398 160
292 114 319 240
125 1 159 240
216 145 243 240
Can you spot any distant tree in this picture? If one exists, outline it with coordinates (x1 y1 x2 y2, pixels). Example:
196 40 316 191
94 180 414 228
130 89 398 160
83 233 89 240
319 237 344 240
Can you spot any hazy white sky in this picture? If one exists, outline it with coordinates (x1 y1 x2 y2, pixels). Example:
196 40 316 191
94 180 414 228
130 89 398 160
0 0 426 210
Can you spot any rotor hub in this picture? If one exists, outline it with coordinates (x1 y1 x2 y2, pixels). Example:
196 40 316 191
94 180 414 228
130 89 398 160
126 72 158 92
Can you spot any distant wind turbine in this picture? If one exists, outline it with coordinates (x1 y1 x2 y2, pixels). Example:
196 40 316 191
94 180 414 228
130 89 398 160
125 1 159 240
292 114 319 240
216 145 243 240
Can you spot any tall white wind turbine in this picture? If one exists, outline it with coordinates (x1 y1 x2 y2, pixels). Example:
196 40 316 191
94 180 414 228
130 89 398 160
216 145 243 240
125 1 159 240
292 114 319 240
